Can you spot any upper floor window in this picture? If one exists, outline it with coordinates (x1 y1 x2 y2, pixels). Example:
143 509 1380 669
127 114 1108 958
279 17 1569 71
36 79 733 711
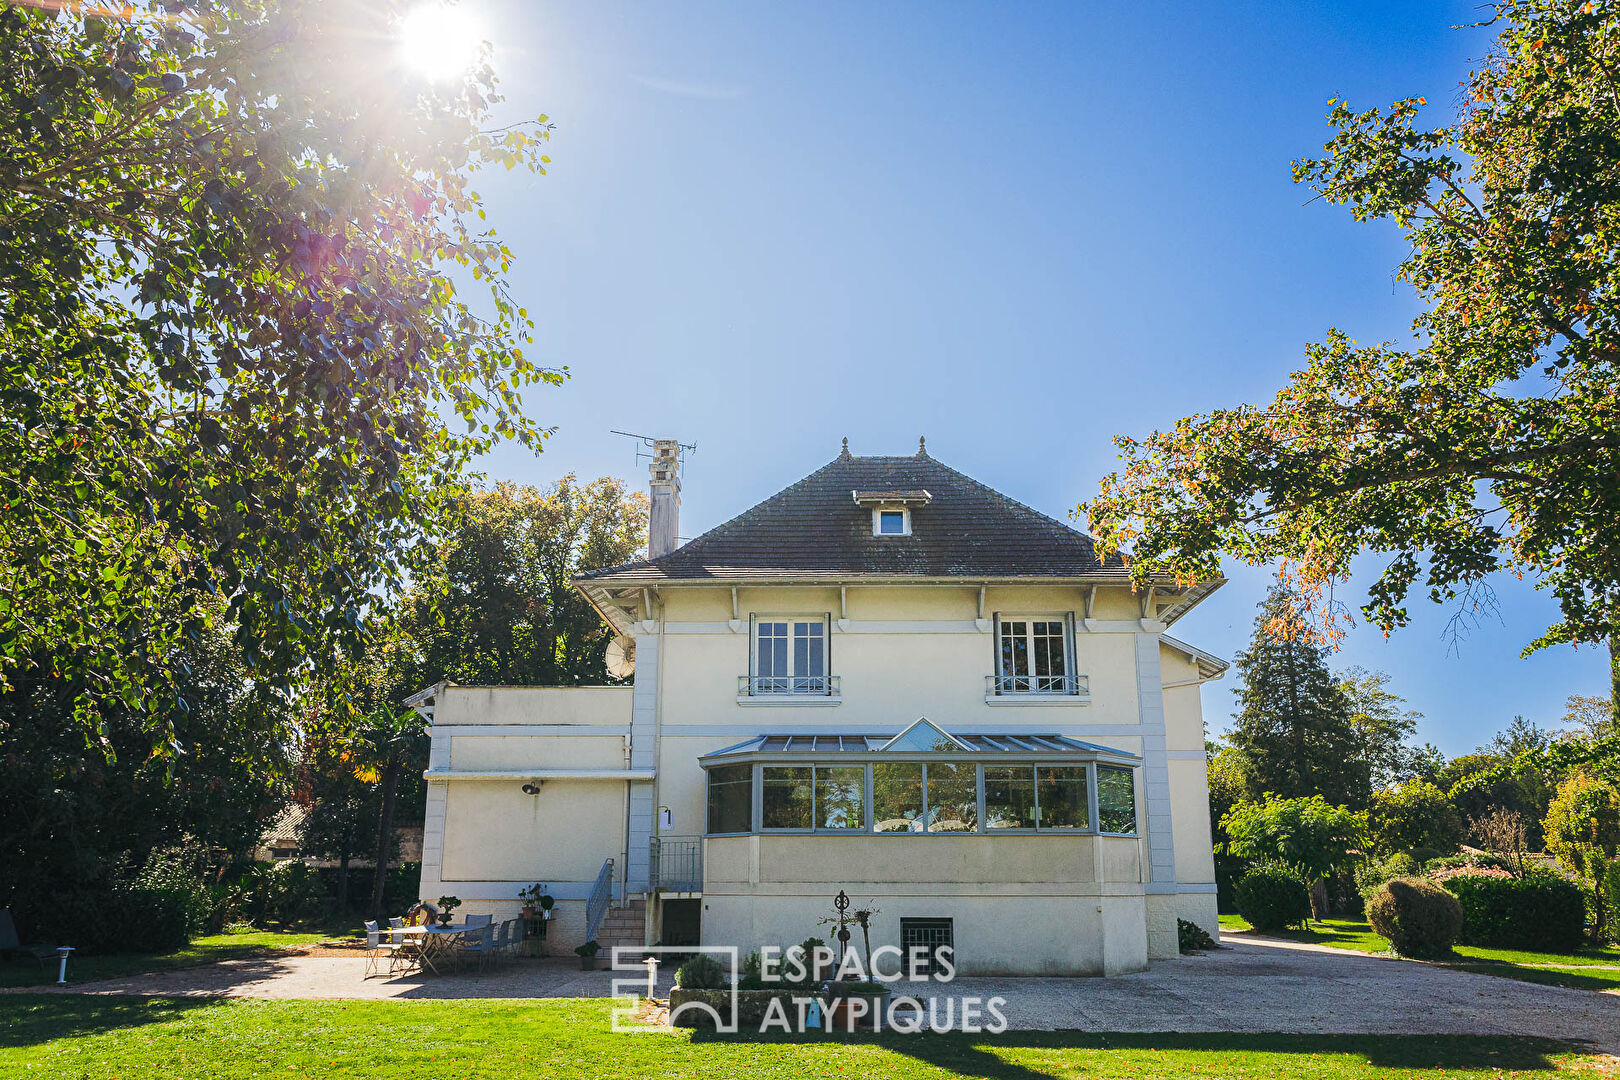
748 615 830 695
993 615 1075 694
873 508 910 535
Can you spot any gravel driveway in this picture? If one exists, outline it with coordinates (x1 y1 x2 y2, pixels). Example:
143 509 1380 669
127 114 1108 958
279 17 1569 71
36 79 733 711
12 934 1618 1051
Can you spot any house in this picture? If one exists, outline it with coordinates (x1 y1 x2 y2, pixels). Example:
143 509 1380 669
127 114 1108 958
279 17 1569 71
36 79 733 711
413 439 1226 975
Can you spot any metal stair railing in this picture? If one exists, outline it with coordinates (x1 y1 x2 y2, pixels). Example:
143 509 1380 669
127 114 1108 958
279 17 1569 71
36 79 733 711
584 857 614 942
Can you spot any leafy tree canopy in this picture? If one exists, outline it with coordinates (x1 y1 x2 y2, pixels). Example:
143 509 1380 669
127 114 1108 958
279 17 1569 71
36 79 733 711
1366 779 1465 857
403 477 647 687
1220 793 1364 882
1078 2 1620 703
1338 665 1443 788
0 0 556 749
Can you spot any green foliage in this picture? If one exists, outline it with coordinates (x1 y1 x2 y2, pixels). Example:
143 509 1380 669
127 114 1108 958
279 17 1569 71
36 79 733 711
1225 586 1370 808
402 479 647 687
1366 781 1465 857
1365 878 1462 960
1544 771 1620 879
1339 667 1438 789
1444 870 1585 953
0 607 291 909
1354 852 1419 898
250 861 330 929
0 0 557 741
1221 793 1363 882
1233 866 1313 931
675 952 729 990
1079 1 1620 660
1178 918 1217 953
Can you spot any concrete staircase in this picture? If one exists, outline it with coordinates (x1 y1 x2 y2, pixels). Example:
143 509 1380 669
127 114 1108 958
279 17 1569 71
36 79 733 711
595 900 646 951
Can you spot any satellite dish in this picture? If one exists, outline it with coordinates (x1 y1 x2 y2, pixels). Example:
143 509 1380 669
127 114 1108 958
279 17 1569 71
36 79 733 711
605 635 636 679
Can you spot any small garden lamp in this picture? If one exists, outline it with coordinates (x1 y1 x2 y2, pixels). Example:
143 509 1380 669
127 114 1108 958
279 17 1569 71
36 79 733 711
55 946 74 985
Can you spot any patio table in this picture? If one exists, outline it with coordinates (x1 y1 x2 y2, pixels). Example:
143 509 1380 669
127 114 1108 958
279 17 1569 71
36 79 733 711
386 924 469 976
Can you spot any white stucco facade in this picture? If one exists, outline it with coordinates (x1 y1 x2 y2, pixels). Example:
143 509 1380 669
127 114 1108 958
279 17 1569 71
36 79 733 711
415 446 1224 975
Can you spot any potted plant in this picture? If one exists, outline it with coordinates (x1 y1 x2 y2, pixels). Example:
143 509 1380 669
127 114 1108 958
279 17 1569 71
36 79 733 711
575 939 601 971
518 883 546 919
436 895 461 927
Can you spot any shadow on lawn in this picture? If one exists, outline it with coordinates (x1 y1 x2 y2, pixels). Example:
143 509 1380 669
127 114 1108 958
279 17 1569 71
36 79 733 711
0 994 222 1049
691 1028 1579 1077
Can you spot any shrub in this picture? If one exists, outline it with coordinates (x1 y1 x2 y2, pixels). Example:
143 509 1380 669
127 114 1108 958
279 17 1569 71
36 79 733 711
1365 877 1462 959
675 952 728 989
1233 866 1312 931
1355 852 1419 897
1178 918 1216 953
1442 869 1584 952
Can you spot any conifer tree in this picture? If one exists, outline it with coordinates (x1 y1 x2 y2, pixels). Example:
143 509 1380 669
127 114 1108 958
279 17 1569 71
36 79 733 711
1229 585 1370 808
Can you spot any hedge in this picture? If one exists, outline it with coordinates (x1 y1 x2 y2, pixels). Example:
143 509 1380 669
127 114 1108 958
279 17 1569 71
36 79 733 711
1441 870 1585 953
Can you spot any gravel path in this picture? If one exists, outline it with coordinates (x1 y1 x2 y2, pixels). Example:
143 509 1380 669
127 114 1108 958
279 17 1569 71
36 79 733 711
11 934 1618 1051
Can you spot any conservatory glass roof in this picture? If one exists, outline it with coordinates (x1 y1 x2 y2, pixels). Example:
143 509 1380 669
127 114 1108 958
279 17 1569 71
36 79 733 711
699 721 1138 763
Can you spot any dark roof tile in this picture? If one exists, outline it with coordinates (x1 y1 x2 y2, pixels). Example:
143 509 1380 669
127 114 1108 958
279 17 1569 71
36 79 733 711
578 449 1126 583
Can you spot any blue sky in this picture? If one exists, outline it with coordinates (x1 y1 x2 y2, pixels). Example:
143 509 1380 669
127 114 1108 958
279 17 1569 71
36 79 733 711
456 0 1609 756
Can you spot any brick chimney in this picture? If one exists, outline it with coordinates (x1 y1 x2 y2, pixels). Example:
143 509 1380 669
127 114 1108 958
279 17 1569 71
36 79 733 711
648 438 681 559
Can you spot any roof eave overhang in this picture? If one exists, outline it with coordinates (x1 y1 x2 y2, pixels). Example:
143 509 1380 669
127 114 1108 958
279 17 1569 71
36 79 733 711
575 571 1224 638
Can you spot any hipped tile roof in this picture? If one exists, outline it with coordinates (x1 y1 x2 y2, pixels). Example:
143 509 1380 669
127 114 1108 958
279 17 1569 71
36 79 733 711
578 446 1128 583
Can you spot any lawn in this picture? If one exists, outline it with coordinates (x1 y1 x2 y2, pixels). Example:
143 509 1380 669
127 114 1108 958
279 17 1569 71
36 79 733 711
1219 915 1620 991
0 997 1602 1079
0 927 339 990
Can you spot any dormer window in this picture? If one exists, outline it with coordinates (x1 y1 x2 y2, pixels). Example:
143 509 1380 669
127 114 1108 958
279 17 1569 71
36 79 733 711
852 489 929 536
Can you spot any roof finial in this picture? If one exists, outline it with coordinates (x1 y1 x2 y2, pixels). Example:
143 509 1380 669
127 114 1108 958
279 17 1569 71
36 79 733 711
917 435 927 457
839 436 851 460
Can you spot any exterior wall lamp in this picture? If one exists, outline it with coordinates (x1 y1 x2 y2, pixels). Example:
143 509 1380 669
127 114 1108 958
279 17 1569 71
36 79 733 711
521 780 543 796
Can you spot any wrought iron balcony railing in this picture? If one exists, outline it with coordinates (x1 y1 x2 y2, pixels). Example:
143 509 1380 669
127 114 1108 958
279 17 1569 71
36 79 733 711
985 672 1090 696
737 674 841 697
650 836 703 893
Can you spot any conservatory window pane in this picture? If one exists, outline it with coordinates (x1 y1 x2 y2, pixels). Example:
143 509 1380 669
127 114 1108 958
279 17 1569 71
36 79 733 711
925 763 978 833
983 765 1036 829
1036 766 1089 830
815 766 866 830
762 766 813 829
872 762 924 833
707 765 753 834
1097 765 1136 834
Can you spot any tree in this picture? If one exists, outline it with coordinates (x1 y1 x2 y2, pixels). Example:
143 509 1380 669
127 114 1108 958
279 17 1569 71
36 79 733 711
1439 750 1554 850
1227 585 1371 808
1366 780 1465 858
1220 793 1364 918
404 478 647 687
297 761 378 917
1339 666 1439 788
0 0 556 746
1488 716 1552 758
0 599 292 903
1543 770 1620 940
1078 2 1620 727
1560 694 1618 742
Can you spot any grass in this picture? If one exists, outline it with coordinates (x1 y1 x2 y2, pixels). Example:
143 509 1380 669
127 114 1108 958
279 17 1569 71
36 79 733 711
0 927 340 990
0 997 1603 1079
1220 915 1620 991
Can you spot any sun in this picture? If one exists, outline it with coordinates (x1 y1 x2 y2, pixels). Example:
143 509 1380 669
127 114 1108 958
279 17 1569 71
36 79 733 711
396 3 485 82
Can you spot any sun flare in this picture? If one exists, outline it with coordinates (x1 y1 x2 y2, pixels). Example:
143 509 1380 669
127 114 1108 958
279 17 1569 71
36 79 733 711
397 3 485 81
